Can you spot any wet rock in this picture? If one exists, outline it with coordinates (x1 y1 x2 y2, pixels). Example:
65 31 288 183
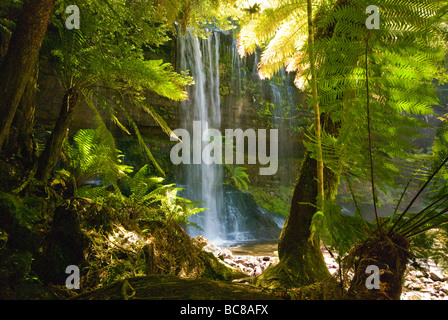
440 283 448 295
236 263 246 272
402 258 448 300
234 258 246 265
222 186 283 240
403 292 426 300
224 258 236 266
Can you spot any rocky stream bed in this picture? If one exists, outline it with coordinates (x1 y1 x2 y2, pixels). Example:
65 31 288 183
194 236 448 300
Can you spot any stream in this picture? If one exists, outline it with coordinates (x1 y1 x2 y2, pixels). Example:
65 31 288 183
222 238 278 256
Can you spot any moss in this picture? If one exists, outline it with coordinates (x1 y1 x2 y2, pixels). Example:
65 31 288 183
198 251 235 281
249 185 293 217
69 275 284 300
253 238 332 290
287 277 343 300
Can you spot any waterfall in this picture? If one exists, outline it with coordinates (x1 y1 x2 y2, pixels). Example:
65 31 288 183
176 30 287 244
177 29 225 242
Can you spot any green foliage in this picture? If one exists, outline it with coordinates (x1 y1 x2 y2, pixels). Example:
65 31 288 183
75 161 205 227
61 128 133 194
411 227 448 270
156 0 237 35
319 200 372 257
317 0 448 245
239 0 448 258
240 0 446 194
309 210 324 244
225 165 250 191
121 165 206 226
249 185 293 217
237 0 311 79
304 0 444 196
0 192 42 227
155 187 206 228
42 0 195 176
429 120 448 197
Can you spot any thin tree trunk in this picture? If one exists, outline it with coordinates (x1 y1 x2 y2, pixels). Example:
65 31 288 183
307 0 325 214
253 2 334 290
36 88 80 183
0 0 56 152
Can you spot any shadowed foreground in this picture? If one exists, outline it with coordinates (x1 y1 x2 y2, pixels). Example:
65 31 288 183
69 275 285 300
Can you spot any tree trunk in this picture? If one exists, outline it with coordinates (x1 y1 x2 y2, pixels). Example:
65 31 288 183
0 0 55 152
254 0 330 289
254 115 339 290
254 155 334 289
36 88 80 183
68 275 284 300
307 0 325 214
4 59 39 168
345 232 411 300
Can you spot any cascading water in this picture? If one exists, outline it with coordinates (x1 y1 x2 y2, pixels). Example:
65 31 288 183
176 29 290 244
177 29 225 242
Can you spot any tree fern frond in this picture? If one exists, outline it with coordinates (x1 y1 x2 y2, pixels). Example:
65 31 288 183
237 0 308 57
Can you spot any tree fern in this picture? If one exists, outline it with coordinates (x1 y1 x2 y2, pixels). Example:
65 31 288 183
317 0 448 248
38 0 195 182
239 0 448 254
237 0 311 79
307 0 445 205
117 164 205 225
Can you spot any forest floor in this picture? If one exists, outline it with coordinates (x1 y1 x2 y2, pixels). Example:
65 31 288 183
57 234 448 300
3 190 445 301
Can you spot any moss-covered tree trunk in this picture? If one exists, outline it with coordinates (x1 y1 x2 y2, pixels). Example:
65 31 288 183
254 115 339 289
0 0 55 152
254 155 333 289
